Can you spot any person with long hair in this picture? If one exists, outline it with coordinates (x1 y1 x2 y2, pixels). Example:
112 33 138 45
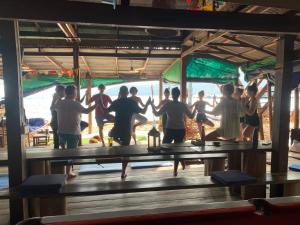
155 88 171 134
128 87 148 144
242 83 259 142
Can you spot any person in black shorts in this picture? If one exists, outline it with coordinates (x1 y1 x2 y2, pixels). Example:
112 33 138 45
100 86 150 179
242 83 260 142
191 91 214 138
155 88 171 134
151 87 196 176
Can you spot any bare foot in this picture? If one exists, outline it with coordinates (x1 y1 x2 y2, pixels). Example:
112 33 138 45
67 172 77 179
173 171 178 177
121 174 127 180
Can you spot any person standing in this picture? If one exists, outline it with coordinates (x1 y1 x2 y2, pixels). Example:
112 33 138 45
151 87 196 176
128 87 148 144
242 83 260 142
55 85 98 178
100 86 150 179
86 84 114 147
50 85 65 149
155 88 171 134
191 90 214 138
205 83 241 141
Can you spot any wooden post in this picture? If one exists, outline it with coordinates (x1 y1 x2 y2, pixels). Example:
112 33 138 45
0 20 27 224
271 35 295 197
180 56 188 103
87 74 93 134
159 76 163 103
267 81 273 139
73 44 80 101
294 86 299 129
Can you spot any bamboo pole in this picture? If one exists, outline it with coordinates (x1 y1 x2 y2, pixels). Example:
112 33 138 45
267 81 273 138
294 86 299 129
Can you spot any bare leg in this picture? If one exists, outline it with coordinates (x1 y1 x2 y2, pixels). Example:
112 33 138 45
203 119 214 127
132 125 137 145
242 126 256 142
197 122 203 139
121 160 128 180
174 160 179 177
205 130 220 141
99 124 105 147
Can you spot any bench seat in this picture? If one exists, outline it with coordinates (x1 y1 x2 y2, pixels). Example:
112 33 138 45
12 172 300 198
51 154 228 166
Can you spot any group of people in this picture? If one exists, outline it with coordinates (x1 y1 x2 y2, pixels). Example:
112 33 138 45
50 82 259 178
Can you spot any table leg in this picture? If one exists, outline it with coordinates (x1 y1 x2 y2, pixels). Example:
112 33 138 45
204 158 225 176
228 152 242 194
241 151 266 199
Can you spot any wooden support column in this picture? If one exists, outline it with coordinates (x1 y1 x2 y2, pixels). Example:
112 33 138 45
267 81 273 139
271 35 295 197
159 76 163 103
73 44 80 101
86 74 93 134
0 20 27 224
294 86 299 129
180 56 188 103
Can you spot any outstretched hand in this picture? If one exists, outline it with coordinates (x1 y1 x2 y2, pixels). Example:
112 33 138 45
146 97 151 105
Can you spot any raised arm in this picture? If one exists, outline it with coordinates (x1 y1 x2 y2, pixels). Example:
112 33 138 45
205 101 214 108
244 98 257 116
137 97 145 108
184 104 196 119
205 101 222 116
80 103 98 114
151 101 167 117
79 93 86 103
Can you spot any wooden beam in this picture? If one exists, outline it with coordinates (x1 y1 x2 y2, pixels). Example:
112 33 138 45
267 81 273 139
24 52 180 58
182 32 227 57
1 2 300 34
159 76 163 103
0 20 27 225
222 35 276 56
224 0 300 11
180 56 188 103
208 45 255 62
295 86 299 129
73 44 80 101
80 56 91 72
271 35 295 197
44 56 65 70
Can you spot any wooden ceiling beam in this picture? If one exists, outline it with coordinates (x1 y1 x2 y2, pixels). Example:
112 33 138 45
182 32 228 57
223 0 300 11
1 2 300 33
44 56 65 70
80 56 91 72
208 46 255 62
222 34 276 56
24 52 180 58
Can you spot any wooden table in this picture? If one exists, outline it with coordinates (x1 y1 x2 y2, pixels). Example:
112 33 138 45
26 142 272 161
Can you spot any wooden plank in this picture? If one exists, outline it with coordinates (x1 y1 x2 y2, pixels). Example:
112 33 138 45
267 81 273 137
182 32 227 58
45 197 247 224
15 172 300 198
0 20 27 224
223 0 300 11
25 143 272 161
271 35 295 197
1 2 300 34
295 87 299 128
180 56 188 103
24 51 180 58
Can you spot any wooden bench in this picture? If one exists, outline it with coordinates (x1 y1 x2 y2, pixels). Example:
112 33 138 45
13 172 300 199
50 154 228 175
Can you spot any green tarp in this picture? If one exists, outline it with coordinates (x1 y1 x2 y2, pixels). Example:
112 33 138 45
242 56 276 74
163 57 239 84
22 74 125 96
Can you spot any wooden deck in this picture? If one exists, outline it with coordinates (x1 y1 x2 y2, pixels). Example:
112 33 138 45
0 153 299 225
